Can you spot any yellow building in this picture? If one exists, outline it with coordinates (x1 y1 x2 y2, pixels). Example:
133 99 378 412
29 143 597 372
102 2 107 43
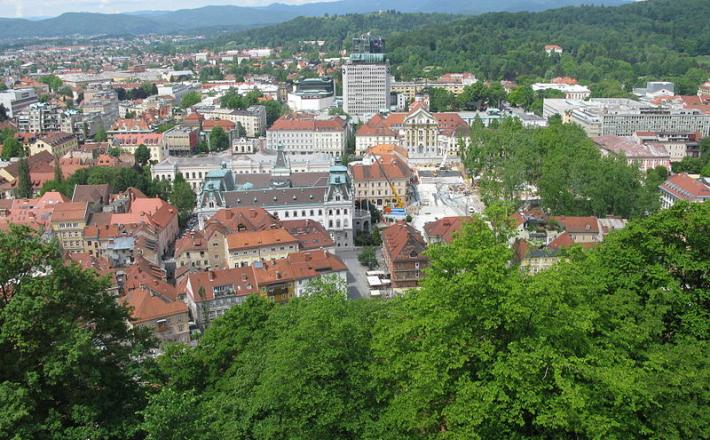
224 228 299 268
51 201 89 251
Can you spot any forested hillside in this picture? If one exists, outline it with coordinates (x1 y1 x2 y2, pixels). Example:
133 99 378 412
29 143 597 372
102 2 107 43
213 0 710 93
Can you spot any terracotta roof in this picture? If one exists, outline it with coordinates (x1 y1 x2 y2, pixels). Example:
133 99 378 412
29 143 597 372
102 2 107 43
122 289 188 324
254 250 346 286
551 216 600 234
38 131 76 147
593 136 669 159
185 267 259 302
225 228 298 250
660 173 710 201
203 119 236 131
423 216 471 243
51 201 88 222
350 154 412 182
175 231 209 256
548 232 597 250
269 114 346 132
366 144 408 159
1 150 54 180
281 219 335 250
111 118 150 131
382 223 428 263
434 113 469 137
211 208 282 231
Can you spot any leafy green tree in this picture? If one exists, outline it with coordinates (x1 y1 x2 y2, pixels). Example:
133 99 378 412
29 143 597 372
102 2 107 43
427 87 458 112
0 134 22 160
94 126 108 142
0 225 153 439
0 104 8 122
220 88 244 110
39 74 63 92
53 155 63 183
263 100 285 127
209 127 229 152
135 143 151 167
170 173 196 227
235 122 247 138
358 246 378 269
15 157 33 199
181 91 202 109
57 85 74 98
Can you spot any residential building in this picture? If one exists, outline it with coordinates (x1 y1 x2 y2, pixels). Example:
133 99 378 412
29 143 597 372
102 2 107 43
0 191 67 232
81 82 119 127
632 131 702 162
699 82 710 97
157 83 197 102
51 201 89 251
355 114 399 156
182 267 260 327
423 216 471 244
350 153 413 209
200 105 266 137
29 132 78 157
109 195 179 258
550 216 602 243
266 113 347 157
163 126 198 156
391 73 477 100
232 137 260 154
0 88 38 117
513 232 595 274
592 135 671 172
225 228 299 268
113 132 166 163
659 173 710 209
122 288 190 343
381 222 429 290
633 81 675 99
71 183 110 213
342 35 390 120
544 44 563 55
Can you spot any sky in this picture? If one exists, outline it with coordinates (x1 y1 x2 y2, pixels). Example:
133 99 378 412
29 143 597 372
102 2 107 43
0 0 327 18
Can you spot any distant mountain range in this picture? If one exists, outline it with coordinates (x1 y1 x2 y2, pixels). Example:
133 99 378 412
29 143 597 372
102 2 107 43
0 0 630 40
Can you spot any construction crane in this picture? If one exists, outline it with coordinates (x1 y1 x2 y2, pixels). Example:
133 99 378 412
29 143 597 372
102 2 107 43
372 154 406 210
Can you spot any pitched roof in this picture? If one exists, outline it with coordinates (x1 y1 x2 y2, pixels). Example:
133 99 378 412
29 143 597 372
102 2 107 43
51 201 88 222
254 250 346 286
225 228 298 250
72 184 110 204
123 289 188 324
281 219 335 250
269 114 346 132
382 223 428 262
551 216 600 234
660 173 710 201
203 119 236 131
211 207 282 231
423 216 471 243
186 267 259 302
350 154 412 182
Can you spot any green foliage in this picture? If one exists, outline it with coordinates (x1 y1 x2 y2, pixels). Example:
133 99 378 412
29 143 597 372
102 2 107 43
358 246 379 269
0 225 154 438
0 104 8 122
181 91 202 109
169 173 196 227
94 126 108 142
208 127 229 152
39 74 63 92
134 143 151 167
235 122 247 138
463 118 660 218
198 66 224 82
0 130 22 160
263 100 285 127
15 158 33 199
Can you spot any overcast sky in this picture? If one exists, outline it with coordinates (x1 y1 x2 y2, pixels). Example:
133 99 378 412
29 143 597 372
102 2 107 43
0 0 327 18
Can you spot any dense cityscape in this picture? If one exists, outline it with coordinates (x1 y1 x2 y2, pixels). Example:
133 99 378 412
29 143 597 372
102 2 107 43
0 0 708 438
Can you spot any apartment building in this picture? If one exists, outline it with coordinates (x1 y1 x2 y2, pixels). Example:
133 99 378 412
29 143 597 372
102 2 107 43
0 88 38 117
343 35 390 120
592 135 671 172
51 201 89 251
200 105 266 138
122 288 190 343
266 113 347 157
163 126 198 156
29 131 78 157
381 222 429 290
112 132 166 163
350 153 413 208
225 228 299 268
659 173 710 209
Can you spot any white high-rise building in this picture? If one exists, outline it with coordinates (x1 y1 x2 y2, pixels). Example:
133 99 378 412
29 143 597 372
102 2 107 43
342 35 391 121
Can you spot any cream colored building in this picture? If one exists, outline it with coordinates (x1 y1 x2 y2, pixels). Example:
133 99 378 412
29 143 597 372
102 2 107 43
29 132 78 157
225 229 299 268
50 201 89 251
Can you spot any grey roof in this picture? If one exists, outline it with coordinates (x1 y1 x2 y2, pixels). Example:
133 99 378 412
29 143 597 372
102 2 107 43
224 187 327 208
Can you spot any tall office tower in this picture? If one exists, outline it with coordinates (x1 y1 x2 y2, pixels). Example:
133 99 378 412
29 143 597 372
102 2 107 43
342 35 391 121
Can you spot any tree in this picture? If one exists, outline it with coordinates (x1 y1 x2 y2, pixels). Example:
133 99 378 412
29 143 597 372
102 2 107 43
58 85 74 98
53 155 63 183
220 88 244 110
427 87 458 112
0 104 7 122
0 225 153 438
39 74 63 93
181 91 202 109
108 147 122 157
0 134 22 160
235 122 247 138
358 246 379 269
263 100 285 127
209 127 230 152
15 157 33 199
170 173 196 227
135 144 151 167
94 126 108 142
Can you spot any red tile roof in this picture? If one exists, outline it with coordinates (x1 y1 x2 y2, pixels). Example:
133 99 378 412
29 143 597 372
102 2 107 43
382 222 427 262
269 114 346 132
660 173 710 201
423 216 471 243
551 216 600 234
122 289 188 324
225 228 298 250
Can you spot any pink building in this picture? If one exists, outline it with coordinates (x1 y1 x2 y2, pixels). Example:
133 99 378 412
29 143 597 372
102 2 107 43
592 135 671 173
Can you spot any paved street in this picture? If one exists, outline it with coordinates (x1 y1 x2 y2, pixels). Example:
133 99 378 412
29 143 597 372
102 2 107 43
336 247 384 300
